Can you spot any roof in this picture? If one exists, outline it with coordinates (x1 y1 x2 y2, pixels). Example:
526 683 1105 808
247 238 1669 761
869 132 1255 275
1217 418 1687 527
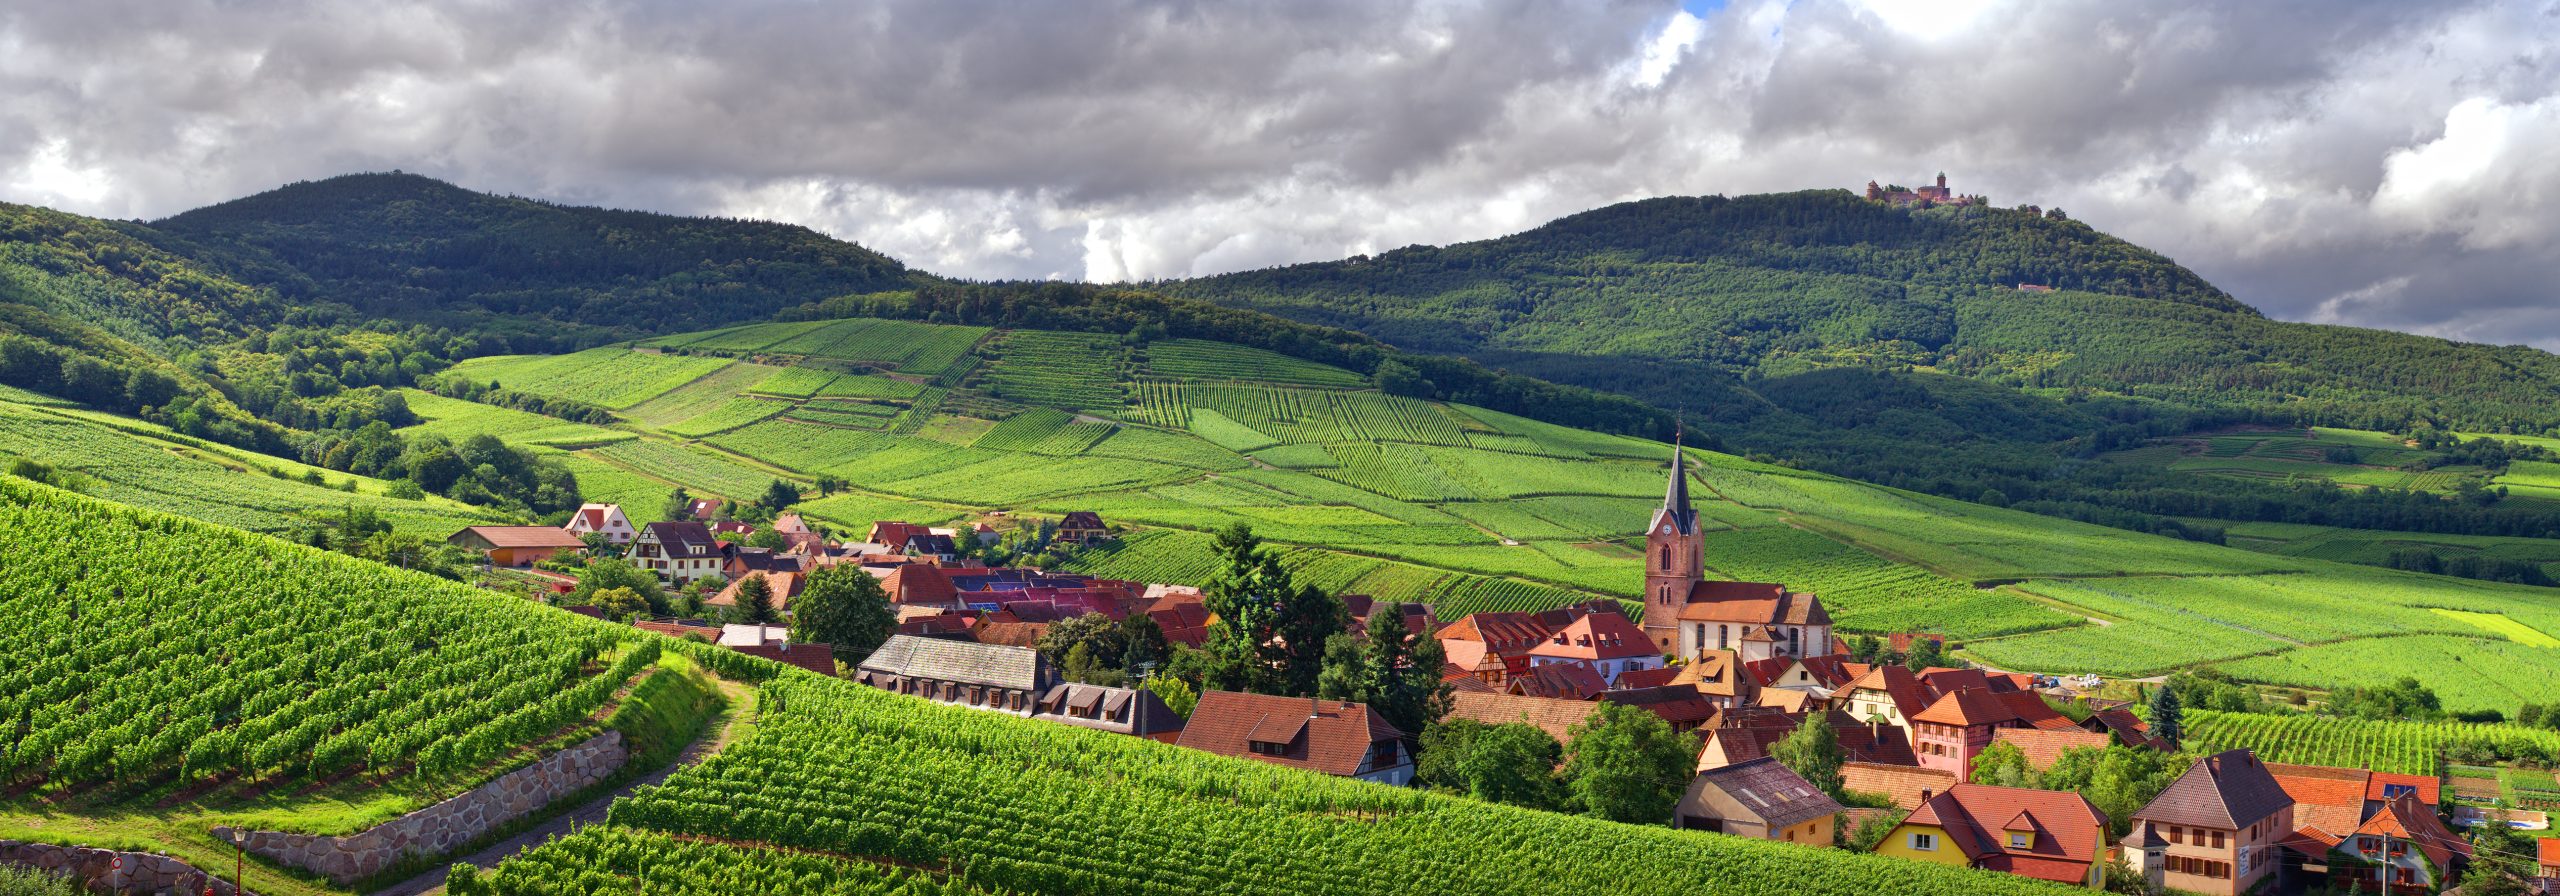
1991 728 2113 771
855 634 1052 691
451 525 588 549
2366 771 2440 807
1798 654 1857 688
1612 666 1682 690
2355 790 2469 870
1994 690 2084 731
1842 664 1932 719
1526 612 1655 662
709 571 804 612
1176 691 1408 777
1694 757 1845 831
2134 749 2293 830
1701 726 1790 767
1437 612 1553 652
771 513 812 534
2542 838 2560 867
1057 511 1106 530
641 521 724 558
1911 688 2023 727
2081 707 2156 748
1843 761 1958 810
1445 691 1604 742
731 642 836 676
1509 662 1607 700
1654 446 1697 535
970 621 1048 648
1758 689 1815 713
1834 713 1920 766
1034 682 1182 737
1602 685 1717 729
868 521 934 545
905 533 960 555
1906 783 2109 882
884 564 959 606
1674 650 1753 699
2267 763 2371 839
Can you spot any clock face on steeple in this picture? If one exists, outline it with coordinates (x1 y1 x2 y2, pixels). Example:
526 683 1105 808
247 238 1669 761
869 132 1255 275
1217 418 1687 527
1659 524 1672 535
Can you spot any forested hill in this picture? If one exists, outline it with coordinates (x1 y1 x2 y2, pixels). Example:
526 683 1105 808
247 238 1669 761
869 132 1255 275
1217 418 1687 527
144 172 924 346
1156 188 2560 436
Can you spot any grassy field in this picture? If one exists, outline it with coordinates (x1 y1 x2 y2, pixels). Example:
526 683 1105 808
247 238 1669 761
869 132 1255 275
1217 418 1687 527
404 317 2560 714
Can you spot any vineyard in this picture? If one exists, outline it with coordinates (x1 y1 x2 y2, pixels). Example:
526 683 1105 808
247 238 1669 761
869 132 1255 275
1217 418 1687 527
977 331 1128 409
2182 710 2560 776
1140 339 1368 388
445 349 730 410
541 675 2083 896
0 477 649 788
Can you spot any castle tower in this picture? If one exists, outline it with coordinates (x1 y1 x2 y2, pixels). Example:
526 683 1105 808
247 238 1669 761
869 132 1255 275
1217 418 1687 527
1642 436 1704 653
1935 172 1947 190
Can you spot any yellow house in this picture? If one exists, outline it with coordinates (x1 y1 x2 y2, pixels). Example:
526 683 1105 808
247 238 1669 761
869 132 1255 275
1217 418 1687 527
1879 783 2111 888
1672 758 1843 846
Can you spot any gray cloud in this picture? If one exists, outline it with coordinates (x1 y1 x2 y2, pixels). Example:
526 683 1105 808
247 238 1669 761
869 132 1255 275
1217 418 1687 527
3 0 2558 347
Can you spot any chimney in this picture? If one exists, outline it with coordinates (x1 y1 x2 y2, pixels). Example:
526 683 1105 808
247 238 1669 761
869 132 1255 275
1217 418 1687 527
1310 696 1321 720
1918 788 1934 804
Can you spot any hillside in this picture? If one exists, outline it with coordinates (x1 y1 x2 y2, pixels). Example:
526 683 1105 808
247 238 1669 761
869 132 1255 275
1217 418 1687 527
446 316 2560 715
146 172 923 345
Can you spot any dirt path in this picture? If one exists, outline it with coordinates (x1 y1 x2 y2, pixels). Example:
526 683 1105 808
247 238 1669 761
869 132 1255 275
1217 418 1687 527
369 681 754 896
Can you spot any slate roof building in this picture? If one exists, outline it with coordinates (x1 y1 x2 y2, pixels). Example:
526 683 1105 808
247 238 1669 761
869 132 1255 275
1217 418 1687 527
1033 682 1184 741
1176 692 1416 785
2120 750 2295 896
854 635 1058 716
1674 757 1845 845
631 521 732 585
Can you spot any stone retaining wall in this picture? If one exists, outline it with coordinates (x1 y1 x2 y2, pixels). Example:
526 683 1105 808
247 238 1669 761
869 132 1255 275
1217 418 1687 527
216 730 626 884
0 840 251 896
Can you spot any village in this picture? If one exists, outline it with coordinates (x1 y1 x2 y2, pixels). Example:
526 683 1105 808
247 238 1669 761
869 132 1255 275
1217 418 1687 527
441 447 2559 896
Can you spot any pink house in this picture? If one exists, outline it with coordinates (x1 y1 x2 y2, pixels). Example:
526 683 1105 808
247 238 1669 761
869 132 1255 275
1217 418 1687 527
1910 689 2025 779
1524 612 1662 686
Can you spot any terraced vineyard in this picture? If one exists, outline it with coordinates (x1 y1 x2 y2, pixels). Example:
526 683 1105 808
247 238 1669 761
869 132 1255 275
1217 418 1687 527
1141 338 1368 388
979 331 1128 408
447 348 730 410
2183 710 2560 776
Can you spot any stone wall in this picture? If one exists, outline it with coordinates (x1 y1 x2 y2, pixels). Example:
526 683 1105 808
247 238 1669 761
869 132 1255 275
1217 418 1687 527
216 730 626 884
0 840 251 896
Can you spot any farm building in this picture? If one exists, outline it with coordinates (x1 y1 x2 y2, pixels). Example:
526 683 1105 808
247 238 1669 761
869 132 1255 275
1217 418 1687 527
447 525 588 567
1176 691 1416 785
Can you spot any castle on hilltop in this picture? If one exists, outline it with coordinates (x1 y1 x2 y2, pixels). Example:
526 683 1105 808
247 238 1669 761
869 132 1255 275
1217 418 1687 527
1865 173 1979 208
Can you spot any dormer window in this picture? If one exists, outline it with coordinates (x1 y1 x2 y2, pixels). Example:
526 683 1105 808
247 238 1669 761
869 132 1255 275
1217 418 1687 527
2009 832 2030 849
1249 739 1288 756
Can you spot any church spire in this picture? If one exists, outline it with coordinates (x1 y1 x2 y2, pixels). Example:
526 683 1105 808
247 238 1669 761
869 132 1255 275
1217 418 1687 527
1661 421 1695 535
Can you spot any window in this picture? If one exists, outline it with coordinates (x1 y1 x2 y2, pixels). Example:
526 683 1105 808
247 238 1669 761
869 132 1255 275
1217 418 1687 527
2209 831 2225 849
2168 826 2182 844
2358 837 2379 853
1909 833 1936 851
2008 833 2030 849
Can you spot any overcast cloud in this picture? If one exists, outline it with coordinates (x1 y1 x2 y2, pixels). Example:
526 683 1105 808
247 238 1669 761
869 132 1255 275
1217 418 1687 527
5 0 2558 347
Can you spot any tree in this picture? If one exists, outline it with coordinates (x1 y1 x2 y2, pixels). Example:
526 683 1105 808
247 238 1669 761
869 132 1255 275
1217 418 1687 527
814 475 844 496
1843 808 1907 853
1314 634 1367 704
386 478 425 500
664 487 694 521
1902 636 1947 672
1127 675 1188 717
1561 702 1698 825
734 574 778 625
569 556 670 616
1199 524 1341 696
1117 612 1171 679
1771 712 1847 799
761 478 801 511
789 565 896 665
1418 720 1565 811
590 586 648 621
1967 739 2037 789
745 528 790 551
2147 686 2183 751
1315 611 1453 736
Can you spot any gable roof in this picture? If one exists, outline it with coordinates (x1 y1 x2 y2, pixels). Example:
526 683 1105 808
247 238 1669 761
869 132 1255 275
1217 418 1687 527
2365 771 2440 807
1674 650 1754 699
1833 712 1920 766
1612 666 1683 690
1992 728 2114 771
731 642 836 676
452 525 589 550
1993 690 2085 731
2134 749 2293 830
1527 612 1656 662
1694 757 1845 831
1677 585 1831 627
1601 685 1718 729
1701 725 1791 768
1842 664 1933 719
1912 688 2023 727
2355 790 2470 870
1058 511 1106 530
855 634 1052 691
1445 691 1604 742
1176 691 1408 777
1906 783 2110 884
884 564 959 606
641 521 724 557
1437 612 1553 652
1509 662 1607 700
905 533 960 555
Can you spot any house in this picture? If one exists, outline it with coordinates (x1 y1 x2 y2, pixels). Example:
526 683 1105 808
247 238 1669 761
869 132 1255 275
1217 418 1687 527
446 526 588 567
629 521 732 585
683 497 722 521
1033 682 1184 741
1674 757 1844 845
2119 750 2295 896
1911 689 2026 779
2540 837 2559 878
767 512 827 551
2331 791 2469 893
1673 649 1758 709
867 521 934 546
1176 691 1416 785
1601 685 1718 733
1843 762 1959 810
1524 612 1661 686
1880 783 2113 887
1436 612 1554 687
883 564 961 608
709 570 805 615
1341 594 1434 640
1837 664 1933 732
1054 511 1111 545
1640 444 1832 659
563 503 636 544
1443 691 1604 743
1612 666 1684 691
2081 706 2168 750
633 619 834 674
853 635 1058 716
723 547 807 580
904 533 960 561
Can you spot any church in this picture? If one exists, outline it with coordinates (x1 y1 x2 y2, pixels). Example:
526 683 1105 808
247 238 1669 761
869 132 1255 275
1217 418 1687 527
1640 441 1833 663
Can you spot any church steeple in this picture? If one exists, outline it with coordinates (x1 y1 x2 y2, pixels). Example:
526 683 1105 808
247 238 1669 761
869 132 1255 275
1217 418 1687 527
1643 423 1707 653
1656 427 1696 536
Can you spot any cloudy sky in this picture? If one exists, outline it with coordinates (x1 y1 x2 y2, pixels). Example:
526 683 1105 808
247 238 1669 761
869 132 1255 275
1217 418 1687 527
5 0 2558 347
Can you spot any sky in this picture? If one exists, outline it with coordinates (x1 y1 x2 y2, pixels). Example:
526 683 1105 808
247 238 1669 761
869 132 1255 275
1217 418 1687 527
5 0 2558 348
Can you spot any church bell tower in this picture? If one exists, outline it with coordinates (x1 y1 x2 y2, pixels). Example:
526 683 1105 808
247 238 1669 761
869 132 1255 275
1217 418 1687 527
1642 435 1704 652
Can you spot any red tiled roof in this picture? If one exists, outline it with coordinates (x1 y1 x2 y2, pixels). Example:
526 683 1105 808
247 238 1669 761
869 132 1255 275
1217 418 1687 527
2355 791 2469 871
1993 690 2084 731
2540 837 2560 868
732 642 836 676
1176 691 1409 778
2267 763 2370 838
1526 612 1655 662
1509 662 1607 700
1912 688 2023 727
970 621 1047 648
1701 726 1790 767
1742 657 1794 688
1906 783 2109 879
1992 728 2112 771
1675 650 1754 699
1758 689 1815 713
452 525 589 549
885 564 959 606
1843 664 1933 719
1798 654 1857 688
1602 685 1717 730
1438 612 1554 652
1843 761 1957 810
1922 668 1994 697
2366 771 2440 807
1612 666 1682 690
1835 712 1920 766
1446 691 1604 742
